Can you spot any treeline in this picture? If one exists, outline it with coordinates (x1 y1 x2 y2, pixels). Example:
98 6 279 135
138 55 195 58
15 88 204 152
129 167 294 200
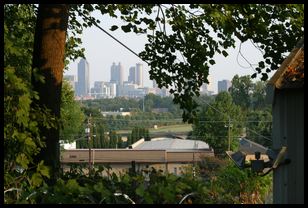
192 75 273 155
81 105 183 133
76 127 150 149
81 93 182 116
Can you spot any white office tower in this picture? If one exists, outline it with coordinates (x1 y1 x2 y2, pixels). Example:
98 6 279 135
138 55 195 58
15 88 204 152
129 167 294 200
135 63 143 87
118 62 124 86
107 82 117 98
76 58 90 97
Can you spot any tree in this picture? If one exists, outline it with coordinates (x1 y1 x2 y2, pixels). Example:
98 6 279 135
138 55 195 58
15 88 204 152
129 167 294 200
127 135 132 147
134 4 304 122
144 129 151 141
59 80 85 143
245 108 272 147
229 75 254 110
4 4 59 193
193 92 244 155
250 81 268 110
31 4 70 181
64 4 304 122
108 131 115 148
117 136 123 148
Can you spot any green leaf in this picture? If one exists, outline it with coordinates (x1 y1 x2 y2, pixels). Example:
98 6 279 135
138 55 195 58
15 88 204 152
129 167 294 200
66 179 80 193
37 161 50 179
121 24 132 33
258 61 265 68
16 153 29 169
135 185 145 197
25 137 37 150
110 25 118 31
31 173 43 187
209 59 216 65
222 50 228 57
265 58 271 65
261 73 268 81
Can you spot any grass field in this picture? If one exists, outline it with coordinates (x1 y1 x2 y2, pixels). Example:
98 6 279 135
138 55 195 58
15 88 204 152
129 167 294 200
149 124 192 133
116 124 192 135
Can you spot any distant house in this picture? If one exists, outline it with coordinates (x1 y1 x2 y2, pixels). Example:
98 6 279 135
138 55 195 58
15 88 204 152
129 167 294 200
266 37 304 204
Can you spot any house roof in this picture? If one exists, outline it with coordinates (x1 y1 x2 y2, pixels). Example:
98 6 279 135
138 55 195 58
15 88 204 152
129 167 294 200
132 137 211 150
239 138 268 155
267 37 304 89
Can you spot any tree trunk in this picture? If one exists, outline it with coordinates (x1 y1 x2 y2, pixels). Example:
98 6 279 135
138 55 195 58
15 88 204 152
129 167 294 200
31 4 69 182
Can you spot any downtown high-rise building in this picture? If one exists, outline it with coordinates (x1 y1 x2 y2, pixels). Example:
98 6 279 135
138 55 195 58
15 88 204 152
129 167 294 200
127 63 143 87
110 62 124 86
135 63 143 87
76 58 90 97
218 79 232 93
110 62 124 97
128 66 136 83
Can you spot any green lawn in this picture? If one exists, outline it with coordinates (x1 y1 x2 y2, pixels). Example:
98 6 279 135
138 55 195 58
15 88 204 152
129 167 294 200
116 124 192 134
149 124 192 133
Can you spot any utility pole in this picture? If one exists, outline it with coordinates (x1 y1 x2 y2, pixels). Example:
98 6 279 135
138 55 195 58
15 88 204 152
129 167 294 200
205 102 232 152
86 114 92 172
228 117 231 151
143 94 145 112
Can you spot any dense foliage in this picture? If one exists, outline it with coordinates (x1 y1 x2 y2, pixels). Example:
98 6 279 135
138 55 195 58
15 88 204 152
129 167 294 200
245 108 272 147
4 159 272 204
81 93 182 116
60 80 85 143
192 74 272 154
192 91 244 155
4 4 58 200
80 95 183 132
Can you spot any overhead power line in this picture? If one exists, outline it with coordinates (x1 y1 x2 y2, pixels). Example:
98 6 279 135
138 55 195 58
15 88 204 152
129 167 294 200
76 10 149 65
82 117 272 123
246 128 272 141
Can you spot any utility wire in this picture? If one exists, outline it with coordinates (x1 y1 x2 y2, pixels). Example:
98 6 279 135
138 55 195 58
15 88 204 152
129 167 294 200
246 128 272 141
88 118 272 122
76 10 150 65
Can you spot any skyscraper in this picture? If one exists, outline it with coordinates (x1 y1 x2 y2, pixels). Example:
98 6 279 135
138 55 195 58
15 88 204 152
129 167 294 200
127 64 143 87
128 66 136 83
76 58 90 97
110 62 124 86
218 79 232 93
135 63 143 87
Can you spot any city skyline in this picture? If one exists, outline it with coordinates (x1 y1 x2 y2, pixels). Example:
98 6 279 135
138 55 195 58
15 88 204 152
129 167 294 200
64 10 272 94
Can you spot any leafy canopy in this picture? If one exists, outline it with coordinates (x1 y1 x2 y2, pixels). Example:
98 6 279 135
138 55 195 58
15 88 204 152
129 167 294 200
68 4 304 122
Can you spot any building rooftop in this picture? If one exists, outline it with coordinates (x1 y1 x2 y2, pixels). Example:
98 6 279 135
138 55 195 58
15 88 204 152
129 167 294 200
268 37 304 90
133 137 211 150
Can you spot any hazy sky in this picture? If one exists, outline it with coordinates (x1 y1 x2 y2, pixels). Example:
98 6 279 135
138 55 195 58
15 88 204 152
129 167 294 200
65 9 270 94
